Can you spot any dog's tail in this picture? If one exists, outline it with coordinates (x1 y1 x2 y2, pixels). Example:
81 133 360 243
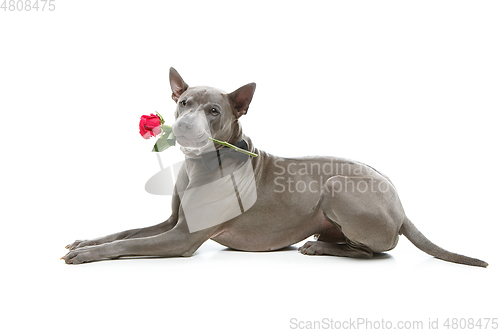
400 218 488 268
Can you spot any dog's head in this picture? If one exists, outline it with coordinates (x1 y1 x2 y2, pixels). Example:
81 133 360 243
169 68 256 158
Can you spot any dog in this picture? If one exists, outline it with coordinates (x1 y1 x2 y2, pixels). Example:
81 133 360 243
62 68 488 267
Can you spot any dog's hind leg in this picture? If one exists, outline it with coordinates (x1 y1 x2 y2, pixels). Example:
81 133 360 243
299 239 373 258
301 217 373 258
300 175 404 259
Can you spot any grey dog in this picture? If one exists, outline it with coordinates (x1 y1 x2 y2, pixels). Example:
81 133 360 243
62 68 487 268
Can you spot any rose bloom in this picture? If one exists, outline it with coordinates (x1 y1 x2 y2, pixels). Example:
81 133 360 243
139 114 162 139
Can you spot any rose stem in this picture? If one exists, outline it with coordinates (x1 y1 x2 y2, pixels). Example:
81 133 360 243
208 137 258 157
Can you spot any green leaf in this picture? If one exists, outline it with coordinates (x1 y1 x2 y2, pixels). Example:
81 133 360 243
161 124 173 135
155 111 165 124
152 125 176 152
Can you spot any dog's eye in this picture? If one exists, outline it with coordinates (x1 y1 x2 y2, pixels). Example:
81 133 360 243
210 108 220 116
180 100 187 107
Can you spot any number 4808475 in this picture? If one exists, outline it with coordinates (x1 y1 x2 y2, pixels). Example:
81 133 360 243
1 0 56 11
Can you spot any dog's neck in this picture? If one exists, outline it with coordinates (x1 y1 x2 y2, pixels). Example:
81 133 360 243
227 118 244 145
183 132 256 187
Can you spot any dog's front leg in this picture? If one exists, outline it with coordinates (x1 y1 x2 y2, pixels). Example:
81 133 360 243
66 170 188 250
63 219 218 264
65 207 180 250
65 217 177 250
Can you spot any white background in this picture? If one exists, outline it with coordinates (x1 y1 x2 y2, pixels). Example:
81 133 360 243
1 1 499 332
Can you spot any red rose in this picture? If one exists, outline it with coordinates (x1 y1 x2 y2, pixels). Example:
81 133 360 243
139 114 162 139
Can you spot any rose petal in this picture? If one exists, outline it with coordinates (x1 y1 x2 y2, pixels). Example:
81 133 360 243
140 114 162 139
152 125 162 136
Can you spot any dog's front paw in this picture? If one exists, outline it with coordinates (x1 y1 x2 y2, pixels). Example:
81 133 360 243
61 248 97 265
65 240 98 251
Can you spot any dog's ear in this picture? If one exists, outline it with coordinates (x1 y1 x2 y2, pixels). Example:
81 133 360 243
169 67 189 103
228 83 256 118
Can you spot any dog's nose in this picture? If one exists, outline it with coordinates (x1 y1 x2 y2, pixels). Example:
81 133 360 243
176 119 193 132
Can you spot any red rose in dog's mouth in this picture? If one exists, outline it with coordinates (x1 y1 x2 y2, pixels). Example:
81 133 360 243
139 114 162 139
